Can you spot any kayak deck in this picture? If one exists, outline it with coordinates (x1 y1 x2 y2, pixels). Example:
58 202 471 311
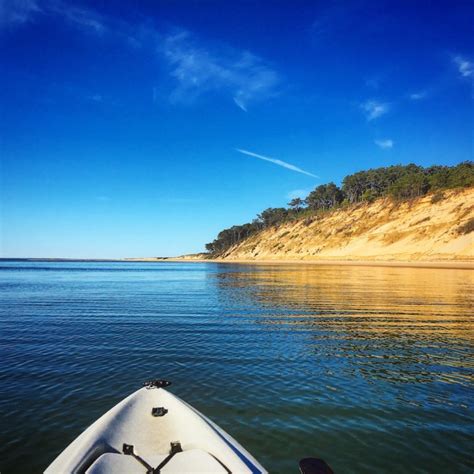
46 381 266 473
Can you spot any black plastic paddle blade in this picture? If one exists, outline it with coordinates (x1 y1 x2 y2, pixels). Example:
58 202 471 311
299 458 334 474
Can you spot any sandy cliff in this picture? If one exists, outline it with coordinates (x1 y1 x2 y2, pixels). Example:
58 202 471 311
220 188 474 263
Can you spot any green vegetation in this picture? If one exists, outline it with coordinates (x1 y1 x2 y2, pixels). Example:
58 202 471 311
307 182 344 209
205 161 474 256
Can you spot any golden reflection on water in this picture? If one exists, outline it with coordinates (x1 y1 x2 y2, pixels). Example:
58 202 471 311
216 264 474 386
221 264 473 339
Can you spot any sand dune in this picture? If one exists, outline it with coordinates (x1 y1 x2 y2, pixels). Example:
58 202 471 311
218 188 473 263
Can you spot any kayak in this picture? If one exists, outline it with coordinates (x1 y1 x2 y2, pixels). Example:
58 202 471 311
45 380 267 473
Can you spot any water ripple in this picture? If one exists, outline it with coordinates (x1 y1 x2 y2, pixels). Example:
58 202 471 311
0 261 472 473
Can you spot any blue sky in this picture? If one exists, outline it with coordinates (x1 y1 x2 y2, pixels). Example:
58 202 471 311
1 0 473 258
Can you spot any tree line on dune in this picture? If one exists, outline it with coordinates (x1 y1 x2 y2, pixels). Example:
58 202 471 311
205 161 474 256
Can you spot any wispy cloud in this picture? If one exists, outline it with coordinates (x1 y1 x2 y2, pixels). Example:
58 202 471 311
0 0 41 28
162 30 280 110
409 91 428 100
2 3 280 111
236 149 318 178
87 94 103 102
453 55 473 78
361 100 389 121
374 139 394 149
1 0 106 33
48 1 106 34
407 56 474 102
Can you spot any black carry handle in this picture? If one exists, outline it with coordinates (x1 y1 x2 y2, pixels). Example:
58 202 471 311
299 458 334 474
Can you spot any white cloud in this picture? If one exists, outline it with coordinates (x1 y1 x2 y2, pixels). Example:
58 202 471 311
162 31 280 110
236 148 318 178
361 100 389 121
453 55 473 78
374 139 394 149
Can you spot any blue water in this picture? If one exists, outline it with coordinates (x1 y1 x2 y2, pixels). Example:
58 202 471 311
0 261 473 473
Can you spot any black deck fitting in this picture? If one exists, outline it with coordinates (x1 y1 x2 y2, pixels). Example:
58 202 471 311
143 379 172 389
122 443 135 455
170 441 183 455
151 407 168 417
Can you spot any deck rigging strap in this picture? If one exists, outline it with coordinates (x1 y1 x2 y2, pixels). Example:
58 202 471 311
122 444 154 473
153 441 183 473
122 441 183 474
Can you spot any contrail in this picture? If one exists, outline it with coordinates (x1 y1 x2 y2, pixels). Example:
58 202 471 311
233 97 248 112
236 148 318 178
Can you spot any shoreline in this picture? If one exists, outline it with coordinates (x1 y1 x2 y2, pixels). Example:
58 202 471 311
125 257 474 270
3 257 472 270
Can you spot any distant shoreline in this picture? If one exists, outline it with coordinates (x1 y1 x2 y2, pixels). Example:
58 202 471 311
2 257 472 270
125 257 474 270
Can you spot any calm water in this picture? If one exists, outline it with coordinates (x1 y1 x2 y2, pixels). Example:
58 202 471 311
0 261 473 473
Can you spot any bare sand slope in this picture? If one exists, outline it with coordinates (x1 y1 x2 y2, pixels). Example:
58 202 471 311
220 188 474 263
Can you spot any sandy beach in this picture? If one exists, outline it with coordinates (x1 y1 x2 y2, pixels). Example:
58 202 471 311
125 256 473 270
